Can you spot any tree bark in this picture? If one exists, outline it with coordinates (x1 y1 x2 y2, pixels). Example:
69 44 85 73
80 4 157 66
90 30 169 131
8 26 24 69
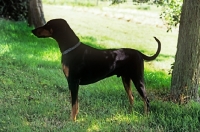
28 0 46 27
171 0 200 104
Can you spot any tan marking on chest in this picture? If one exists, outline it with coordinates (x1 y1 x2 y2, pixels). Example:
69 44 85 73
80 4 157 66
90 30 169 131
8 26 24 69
62 64 69 77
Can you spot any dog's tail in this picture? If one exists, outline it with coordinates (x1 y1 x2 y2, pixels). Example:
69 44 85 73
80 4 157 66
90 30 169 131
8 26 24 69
141 37 161 61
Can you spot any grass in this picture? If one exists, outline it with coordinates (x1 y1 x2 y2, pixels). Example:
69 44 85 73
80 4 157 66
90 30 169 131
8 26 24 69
0 4 200 131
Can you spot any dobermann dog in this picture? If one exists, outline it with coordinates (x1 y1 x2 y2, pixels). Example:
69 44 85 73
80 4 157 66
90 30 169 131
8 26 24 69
32 18 161 121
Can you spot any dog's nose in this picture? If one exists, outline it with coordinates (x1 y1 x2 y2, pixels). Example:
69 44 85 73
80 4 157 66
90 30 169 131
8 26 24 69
31 29 40 37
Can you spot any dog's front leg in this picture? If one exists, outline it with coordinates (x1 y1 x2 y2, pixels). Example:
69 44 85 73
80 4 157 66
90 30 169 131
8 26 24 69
68 81 79 121
62 64 79 121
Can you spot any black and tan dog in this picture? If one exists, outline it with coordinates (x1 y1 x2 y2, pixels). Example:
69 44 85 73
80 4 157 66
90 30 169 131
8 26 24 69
32 19 161 121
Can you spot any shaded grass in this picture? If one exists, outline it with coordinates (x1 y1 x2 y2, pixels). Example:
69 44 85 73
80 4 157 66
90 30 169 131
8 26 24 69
0 16 200 131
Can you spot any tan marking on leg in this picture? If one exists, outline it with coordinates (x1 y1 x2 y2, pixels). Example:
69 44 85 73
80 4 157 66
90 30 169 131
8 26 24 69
122 77 134 106
126 87 134 112
62 64 69 77
128 91 134 106
125 85 134 106
71 101 79 121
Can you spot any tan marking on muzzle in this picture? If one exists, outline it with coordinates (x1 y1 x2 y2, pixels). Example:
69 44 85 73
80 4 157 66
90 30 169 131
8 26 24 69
39 28 52 37
62 64 69 77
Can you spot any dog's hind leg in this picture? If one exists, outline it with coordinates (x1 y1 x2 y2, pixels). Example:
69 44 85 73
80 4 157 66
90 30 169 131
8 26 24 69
132 77 149 114
122 76 134 107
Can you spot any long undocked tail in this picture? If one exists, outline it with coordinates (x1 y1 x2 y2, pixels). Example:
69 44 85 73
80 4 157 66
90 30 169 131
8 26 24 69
141 37 161 61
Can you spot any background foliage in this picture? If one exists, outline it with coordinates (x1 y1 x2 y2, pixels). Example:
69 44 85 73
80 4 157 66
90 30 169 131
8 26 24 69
156 0 182 32
0 0 28 21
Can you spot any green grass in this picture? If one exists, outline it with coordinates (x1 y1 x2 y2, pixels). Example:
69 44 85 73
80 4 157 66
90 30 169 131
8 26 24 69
0 7 200 131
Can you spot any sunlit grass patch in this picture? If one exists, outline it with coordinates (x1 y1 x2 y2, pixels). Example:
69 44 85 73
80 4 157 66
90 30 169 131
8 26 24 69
0 44 10 55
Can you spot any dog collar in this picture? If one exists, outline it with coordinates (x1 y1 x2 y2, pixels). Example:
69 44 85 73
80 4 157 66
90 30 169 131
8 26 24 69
62 42 81 55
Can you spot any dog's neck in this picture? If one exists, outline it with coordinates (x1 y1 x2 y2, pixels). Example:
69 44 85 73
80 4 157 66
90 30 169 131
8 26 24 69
53 34 80 54
51 25 80 54
62 41 81 55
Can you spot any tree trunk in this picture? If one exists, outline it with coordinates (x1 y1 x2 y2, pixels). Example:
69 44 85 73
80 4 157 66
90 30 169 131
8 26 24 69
171 0 200 104
28 0 46 27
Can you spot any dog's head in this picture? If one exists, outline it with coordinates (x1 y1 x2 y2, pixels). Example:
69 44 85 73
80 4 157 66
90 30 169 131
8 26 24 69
32 19 69 38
